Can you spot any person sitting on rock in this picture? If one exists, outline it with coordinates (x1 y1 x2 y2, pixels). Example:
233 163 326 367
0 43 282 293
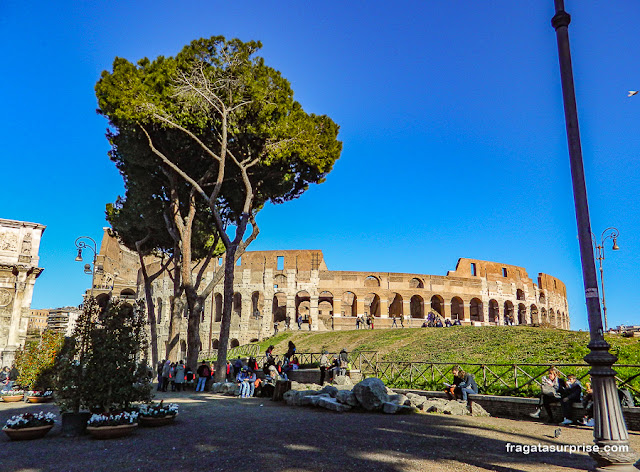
244 368 257 398
452 366 478 401
559 374 582 425
291 356 300 370
236 366 251 398
445 368 463 400
529 367 562 423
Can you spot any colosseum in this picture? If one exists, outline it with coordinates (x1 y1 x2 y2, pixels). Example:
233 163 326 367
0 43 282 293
91 231 569 361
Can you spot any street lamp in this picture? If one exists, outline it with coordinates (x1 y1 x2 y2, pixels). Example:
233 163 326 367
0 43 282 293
593 227 620 333
551 1 638 469
74 236 98 298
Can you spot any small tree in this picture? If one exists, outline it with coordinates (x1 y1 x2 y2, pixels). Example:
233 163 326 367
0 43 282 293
54 298 152 413
15 330 64 390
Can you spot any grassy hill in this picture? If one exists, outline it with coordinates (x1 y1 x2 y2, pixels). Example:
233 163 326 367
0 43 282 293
257 326 640 365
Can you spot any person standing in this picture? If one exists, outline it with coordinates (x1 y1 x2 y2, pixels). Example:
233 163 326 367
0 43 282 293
274 321 279 335
161 360 171 392
174 361 186 392
319 350 330 385
400 316 404 328
391 316 397 328
355 317 360 329
297 315 302 330
196 361 211 392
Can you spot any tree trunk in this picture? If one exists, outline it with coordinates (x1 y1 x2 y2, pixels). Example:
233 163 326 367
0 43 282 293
214 246 236 382
138 252 158 368
185 285 203 369
166 257 182 361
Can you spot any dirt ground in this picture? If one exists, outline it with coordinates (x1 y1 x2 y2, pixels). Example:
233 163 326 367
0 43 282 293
1 391 639 472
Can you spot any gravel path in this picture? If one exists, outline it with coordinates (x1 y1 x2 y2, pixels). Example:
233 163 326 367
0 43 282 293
1 391 639 472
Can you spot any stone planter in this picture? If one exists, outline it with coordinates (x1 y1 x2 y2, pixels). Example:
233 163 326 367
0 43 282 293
3 424 54 440
139 414 177 427
1 395 24 403
26 396 54 403
86 423 138 439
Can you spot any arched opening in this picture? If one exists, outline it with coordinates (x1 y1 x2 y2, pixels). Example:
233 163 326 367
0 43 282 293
342 292 357 317
410 295 424 318
549 309 556 327
539 291 546 304
450 297 464 321
389 293 403 317
518 303 527 325
318 291 333 326
233 293 242 317
516 289 525 301
120 288 136 299
488 299 499 323
470 298 483 322
156 297 163 324
212 339 219 350
251 291 264 318
296 291 311 323
272 292 287 323
504 301 514 325
364 276 380 288
530 304 539 324
274 274 287 288
214 293 223 322
230 339 240 349
249 338 259 343
430 295 444 316
409 278 424 289
541 307 547 323
364 293 381 317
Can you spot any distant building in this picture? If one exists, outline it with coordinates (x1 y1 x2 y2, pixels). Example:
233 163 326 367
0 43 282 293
0 218 46 365
28 309 49 333
47 307 81 337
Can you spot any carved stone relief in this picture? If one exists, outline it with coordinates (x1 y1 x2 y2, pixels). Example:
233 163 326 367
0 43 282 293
0 289 13 307
0 232 18 252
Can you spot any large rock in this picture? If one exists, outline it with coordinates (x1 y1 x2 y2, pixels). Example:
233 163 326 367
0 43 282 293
388 394 410 406
423 399 449 413
443 400 468 416
382 402 417 414
353 378 389 411
469 402 490 417
332 376 353 388
406 393 427 410
307 393 332 407
284 389 321 406
318 385 339 398
316 396 352 412
336 390 359 407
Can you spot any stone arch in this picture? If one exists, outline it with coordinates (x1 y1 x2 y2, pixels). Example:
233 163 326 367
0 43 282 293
530 304 539 324
539 291 546 304
541 307 547 323
516 289 525 301
389 293 403 317
272 292 287 323
214 293 223 322
430 295 444 316
410 295 424 318
318 291 333 319
120 288 136 298
364 275 380 288
230 338 240 349
296 291 311 320
342 291 357 317
470 298 483 322
450 297 464 321
364 293 381 317
488 299 499 323
549 308 556 327
274 274 287 288
212 339 219 350
518 303 527 325
409 277 424 289
233 292 242 317
504 301 514 324
251 291 264 317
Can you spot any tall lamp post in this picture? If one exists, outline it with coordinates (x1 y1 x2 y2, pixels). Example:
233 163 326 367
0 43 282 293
74 236 98 298
551 1 638 469
593 227 620 333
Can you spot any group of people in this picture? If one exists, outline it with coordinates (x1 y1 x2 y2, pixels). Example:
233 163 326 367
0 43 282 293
274 315 313 335
319 348 349 384
444 366 479 401
157 360 195 392
421 312 462 328
0 365 19 391
355 316 375 329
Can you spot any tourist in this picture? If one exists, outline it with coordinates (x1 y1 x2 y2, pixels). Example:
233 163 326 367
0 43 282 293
400 317 404 328
233 357 243 377
160 360 171 392
0 366 9 391
248 356 259 372
529 367 562 423
435 318 443 328
236 366 250 398
391 315 397 328
286 341 296 362
445 319 452 327
580 382 594 426
339 348 349 376
355 317 360 329
266 345 274 360
365 316 371 329
274 320 279 335
285 315 291 330
319 350 330 385
226 360 233 381
445 369 463 400
245 368 257 397
156 360 164 391
421 321 428 328
559 375 583 425
174 360 186 392
329 356 340 382
297 315 302 330
291 357 300 370
452 366 478 401
453 319 462 326
196 361 211 392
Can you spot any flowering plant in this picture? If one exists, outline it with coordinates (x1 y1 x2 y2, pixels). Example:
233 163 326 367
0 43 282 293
0 389 25 396
87 411 139 427
4 411 56 429
139 401 178 418
25 390 54 397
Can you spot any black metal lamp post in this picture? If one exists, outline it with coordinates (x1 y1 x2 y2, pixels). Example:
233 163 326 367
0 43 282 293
74 236 97 298
592 228 620 333
550 1 638 469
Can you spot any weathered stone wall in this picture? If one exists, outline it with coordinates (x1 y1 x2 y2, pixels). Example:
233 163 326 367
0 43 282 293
0 218 45 365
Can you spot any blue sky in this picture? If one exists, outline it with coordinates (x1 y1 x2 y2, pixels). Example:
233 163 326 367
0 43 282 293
2 1 638 331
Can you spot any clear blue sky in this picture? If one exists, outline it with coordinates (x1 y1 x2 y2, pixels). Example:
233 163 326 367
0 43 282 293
2 1 638 331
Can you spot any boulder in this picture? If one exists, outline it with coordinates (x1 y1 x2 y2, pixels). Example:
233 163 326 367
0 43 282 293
336 390 359 407
443 401 468 416
406 393 427 410
316 396 352 412
333 376 353 387
423 399 448 413
318 385 339 398
353 378 389 411
307 393 332 407
469 402 490 417
388 394 410 406
383 402 417 414
284 389 321 406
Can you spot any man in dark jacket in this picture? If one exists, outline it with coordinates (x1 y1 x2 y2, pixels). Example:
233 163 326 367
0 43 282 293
196 361 212 392
560 375 582 425
452 366 478 401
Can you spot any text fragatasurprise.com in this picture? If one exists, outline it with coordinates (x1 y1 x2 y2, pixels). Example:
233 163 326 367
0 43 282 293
505 442 629 455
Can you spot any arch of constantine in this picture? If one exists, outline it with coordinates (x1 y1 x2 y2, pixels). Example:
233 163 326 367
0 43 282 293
92 232 569 360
